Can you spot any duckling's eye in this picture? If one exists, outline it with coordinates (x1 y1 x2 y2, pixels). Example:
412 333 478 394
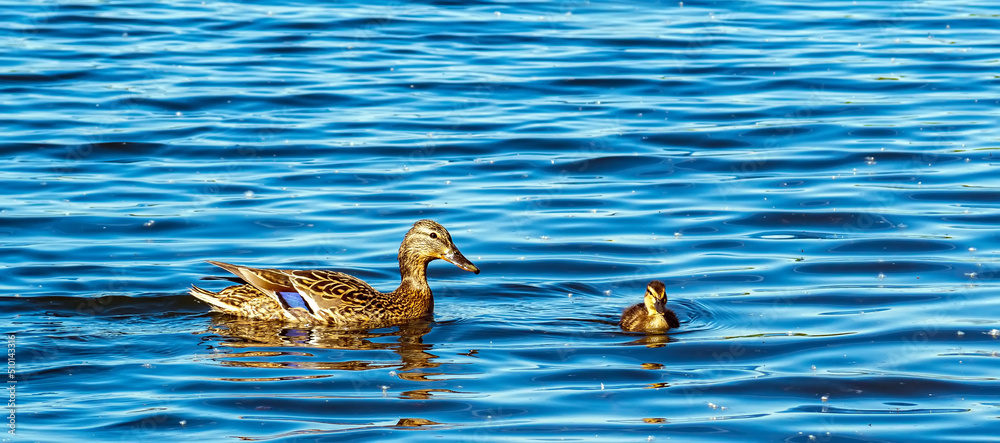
429 232 438 239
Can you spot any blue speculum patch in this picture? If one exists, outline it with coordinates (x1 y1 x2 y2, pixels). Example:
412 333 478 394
278 291 308 310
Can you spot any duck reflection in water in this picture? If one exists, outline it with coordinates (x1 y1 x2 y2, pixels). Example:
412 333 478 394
626 333 675 348
203 316 449 383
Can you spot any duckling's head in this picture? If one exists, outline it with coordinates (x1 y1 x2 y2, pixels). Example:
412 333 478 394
400 219 480 274
643 280 667 316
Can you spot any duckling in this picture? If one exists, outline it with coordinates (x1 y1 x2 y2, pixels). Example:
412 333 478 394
189 219 480 326
619 280 679 333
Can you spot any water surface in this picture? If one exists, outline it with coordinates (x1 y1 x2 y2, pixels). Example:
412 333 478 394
3 0 1000 441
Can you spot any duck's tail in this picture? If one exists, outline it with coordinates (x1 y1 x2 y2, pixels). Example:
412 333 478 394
189 285 238 312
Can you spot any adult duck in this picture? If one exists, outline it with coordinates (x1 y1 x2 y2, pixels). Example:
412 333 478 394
189 219 480 326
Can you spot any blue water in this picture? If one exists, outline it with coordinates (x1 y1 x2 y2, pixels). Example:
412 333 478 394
4 0 1000 441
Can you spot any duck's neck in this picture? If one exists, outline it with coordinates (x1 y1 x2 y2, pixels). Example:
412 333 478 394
396 248 434 310
645 298 659 317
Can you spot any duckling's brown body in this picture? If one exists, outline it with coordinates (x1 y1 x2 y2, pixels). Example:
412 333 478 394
620 281 680 333
190 219 479 326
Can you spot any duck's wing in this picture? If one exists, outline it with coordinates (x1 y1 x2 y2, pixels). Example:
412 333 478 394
206 261 381 323
619 303 645 330
206 261 314 321
207 261 290 300
283 270 381 322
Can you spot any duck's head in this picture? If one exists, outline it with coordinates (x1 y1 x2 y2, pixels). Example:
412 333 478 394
400 219 480 274
643 280 667 316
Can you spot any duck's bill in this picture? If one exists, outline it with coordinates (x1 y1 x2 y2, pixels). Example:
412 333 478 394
654 302 668 315
444 249 480 274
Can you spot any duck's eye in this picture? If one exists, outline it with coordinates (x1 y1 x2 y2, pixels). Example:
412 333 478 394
429 232 438 239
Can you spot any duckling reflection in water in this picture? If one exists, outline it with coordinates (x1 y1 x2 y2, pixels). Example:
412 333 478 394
619 280 679 333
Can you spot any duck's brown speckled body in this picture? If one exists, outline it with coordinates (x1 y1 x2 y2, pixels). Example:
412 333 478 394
619 280 679 333
189 219 480 327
